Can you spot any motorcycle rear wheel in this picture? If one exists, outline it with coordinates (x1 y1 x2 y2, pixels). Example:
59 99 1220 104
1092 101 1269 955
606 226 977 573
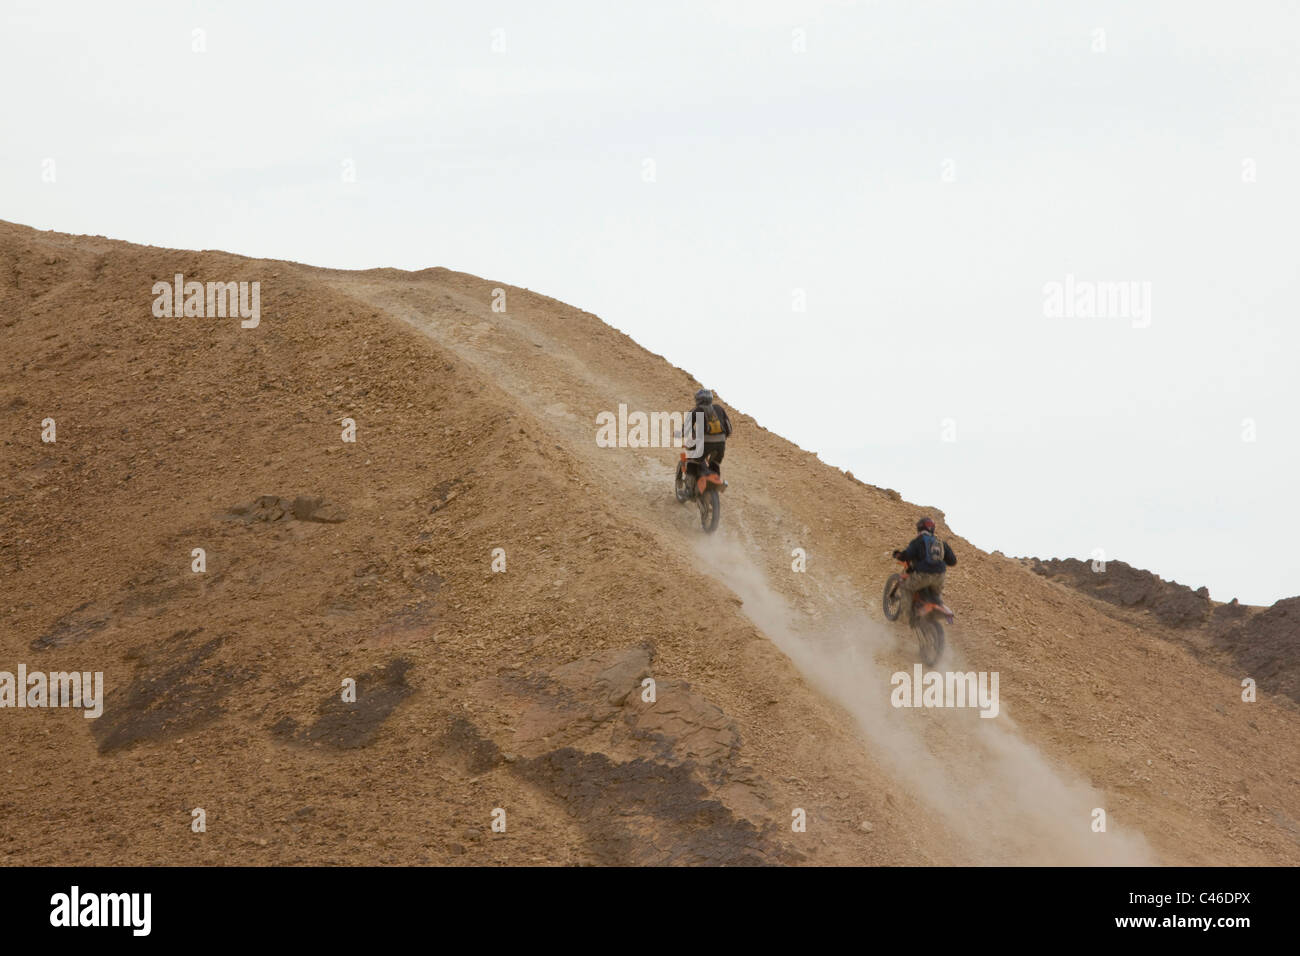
915 617 945 667
699 487 720 532
674 462 691 503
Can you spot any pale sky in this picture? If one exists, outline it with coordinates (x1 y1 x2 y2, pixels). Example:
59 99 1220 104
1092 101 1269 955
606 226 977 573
4 0 1297 605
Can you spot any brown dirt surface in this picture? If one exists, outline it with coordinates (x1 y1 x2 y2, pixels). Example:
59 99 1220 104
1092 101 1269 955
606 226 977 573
2 219 1297 865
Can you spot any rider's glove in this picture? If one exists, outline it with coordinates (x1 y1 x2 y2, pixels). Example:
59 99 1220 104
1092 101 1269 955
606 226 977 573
891 550 903 560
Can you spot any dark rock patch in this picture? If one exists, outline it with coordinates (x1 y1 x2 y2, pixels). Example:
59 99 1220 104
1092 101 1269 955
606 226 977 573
1028 557 1212 628
1210 598 1249 629
30 601 109 652
224 495 346 524
274 658 414 749
1214 597 1300 704
438 714 503 775
429 479 466 513
515 747 791 866
93 628 249 753
453 646 795 865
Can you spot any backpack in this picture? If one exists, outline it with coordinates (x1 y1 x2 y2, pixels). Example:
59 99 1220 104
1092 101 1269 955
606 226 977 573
702 405 725 437
921 533 945 565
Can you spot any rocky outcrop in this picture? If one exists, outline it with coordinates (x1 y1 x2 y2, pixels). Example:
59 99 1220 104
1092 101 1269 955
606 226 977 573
1028 557 1212 627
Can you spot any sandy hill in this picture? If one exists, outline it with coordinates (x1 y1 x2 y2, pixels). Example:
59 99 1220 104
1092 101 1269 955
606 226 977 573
1027 557 1299 707
1 219 1296 865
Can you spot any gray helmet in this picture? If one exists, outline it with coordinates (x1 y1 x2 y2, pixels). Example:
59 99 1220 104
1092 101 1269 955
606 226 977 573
694 388 713 405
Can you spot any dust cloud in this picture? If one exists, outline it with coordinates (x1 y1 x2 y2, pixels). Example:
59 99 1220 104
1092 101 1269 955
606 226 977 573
694 531 1155 865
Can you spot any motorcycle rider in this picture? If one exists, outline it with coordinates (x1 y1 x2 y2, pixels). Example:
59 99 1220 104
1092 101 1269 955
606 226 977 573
892 517 957 624
682 388 731 492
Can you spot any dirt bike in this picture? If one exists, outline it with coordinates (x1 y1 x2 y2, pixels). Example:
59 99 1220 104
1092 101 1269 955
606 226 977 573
674 450 725 533
882 560 953 666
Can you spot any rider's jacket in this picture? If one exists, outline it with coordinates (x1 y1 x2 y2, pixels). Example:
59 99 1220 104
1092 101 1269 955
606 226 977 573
899 532 957 575
683 402 732 445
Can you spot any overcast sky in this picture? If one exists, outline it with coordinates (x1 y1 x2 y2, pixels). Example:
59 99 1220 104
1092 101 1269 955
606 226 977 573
4 0 1297 605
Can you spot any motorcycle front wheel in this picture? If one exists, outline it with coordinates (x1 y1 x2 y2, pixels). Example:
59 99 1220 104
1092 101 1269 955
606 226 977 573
882 574 903 621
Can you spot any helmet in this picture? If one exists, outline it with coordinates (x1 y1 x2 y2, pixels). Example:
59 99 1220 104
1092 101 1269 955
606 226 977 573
916 517 935 533
694 388 713 405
